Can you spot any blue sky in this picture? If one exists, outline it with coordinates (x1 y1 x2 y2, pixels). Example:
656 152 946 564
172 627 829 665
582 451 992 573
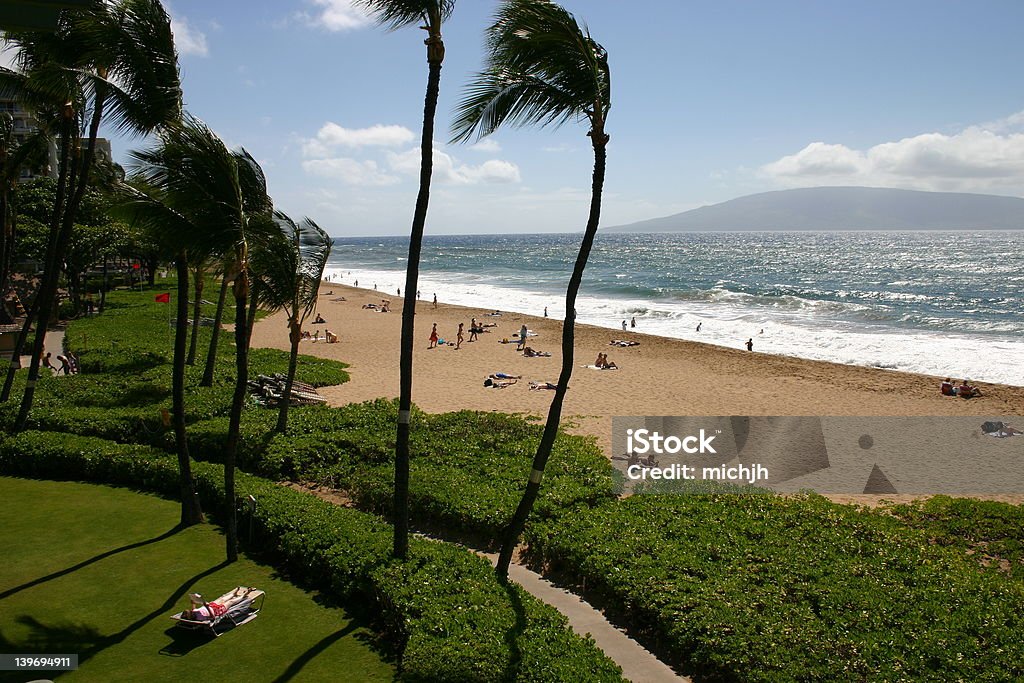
74 1 1024 234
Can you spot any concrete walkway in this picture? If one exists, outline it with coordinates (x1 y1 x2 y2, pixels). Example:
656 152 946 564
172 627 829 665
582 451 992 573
18 328 65 372
479 549 687 683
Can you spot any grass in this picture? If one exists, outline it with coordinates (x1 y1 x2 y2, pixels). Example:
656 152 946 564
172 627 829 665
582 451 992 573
0 477 395 683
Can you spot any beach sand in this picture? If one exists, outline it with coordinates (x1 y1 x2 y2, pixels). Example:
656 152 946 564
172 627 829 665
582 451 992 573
251 283 1024 471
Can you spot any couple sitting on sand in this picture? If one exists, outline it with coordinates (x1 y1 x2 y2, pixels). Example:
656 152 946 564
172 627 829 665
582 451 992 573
594 353 617 369
940 378 981 398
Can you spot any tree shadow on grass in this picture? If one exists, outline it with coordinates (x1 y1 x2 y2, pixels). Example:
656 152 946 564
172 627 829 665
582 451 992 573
0 526 183 601
268 621 359 683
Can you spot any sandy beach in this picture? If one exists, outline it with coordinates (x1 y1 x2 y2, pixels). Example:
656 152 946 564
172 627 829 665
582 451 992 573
251 283 1024 468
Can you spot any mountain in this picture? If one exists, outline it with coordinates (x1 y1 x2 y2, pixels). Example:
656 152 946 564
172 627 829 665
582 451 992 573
608 187 1024 232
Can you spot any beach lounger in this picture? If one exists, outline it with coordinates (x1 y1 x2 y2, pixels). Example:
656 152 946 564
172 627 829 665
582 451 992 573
171 586 265 637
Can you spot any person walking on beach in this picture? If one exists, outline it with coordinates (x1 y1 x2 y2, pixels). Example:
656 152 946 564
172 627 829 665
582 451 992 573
456 322 465 350
429 323 439 349
696 322 701 332
630 316 636 329
417 290 421 300
621 320 627 332
746 338 753 351
544 306 548 318
517 323 529 350
433 293 437 309
469 318 479 342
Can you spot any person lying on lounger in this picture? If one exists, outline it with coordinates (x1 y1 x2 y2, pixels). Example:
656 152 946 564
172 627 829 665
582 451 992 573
182 587 258 621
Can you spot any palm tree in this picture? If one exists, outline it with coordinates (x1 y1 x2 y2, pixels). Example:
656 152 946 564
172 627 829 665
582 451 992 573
126 116 272 559
3 0 181 428
353 0 455 560
249 211 331 433
199 266 231 386
116 177 204 527
451 0 611 581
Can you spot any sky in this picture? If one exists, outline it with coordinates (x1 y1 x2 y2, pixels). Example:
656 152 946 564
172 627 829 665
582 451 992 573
25 1 1024 235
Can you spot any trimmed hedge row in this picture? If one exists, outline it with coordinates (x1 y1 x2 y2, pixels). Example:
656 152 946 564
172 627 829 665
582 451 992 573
184 401 618 544
528 493 1024 682
0 431 624 682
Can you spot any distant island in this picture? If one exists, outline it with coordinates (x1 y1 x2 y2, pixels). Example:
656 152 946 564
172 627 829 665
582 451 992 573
608 186 1024 232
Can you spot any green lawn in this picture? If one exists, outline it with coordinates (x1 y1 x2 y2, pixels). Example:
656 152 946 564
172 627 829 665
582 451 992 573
0 477 395 683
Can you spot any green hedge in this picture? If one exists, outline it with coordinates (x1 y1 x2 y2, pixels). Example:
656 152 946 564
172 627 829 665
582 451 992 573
185 402 617 544
0 431 623 682
528 493 1024 682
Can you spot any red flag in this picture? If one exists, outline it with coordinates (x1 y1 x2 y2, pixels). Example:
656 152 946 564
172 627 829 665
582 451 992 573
154 293 170 303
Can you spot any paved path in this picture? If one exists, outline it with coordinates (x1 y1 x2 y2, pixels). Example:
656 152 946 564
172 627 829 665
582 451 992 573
478 549 687 683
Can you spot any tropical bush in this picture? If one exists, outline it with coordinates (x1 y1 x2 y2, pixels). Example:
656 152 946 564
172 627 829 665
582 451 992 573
0 430 624 682
528 493 1024 681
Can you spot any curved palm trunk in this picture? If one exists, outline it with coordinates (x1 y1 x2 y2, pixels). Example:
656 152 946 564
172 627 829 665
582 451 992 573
394 49 443 561
224 270 249 563
99 258 108 313
14 108 77 428
495 136 607 580
173 253 204 526
201 275 230 386
186 267 203 365
276 317 301 433
0 295 39 402
244 283 258 351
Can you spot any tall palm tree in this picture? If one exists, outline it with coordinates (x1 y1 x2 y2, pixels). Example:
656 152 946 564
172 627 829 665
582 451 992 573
127 116 272 560
451 0 611 581
249 211 331 433
116 177 204 527
0 115 49 311
354 0 456 560
3 0 181 428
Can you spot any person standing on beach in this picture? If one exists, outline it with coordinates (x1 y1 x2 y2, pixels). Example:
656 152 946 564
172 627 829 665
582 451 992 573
433 293 437 309
746 338 753 351
517 323 529 350
696 322 701 332
417 290 421 300
630 316 636 329
429 323 439 349
469 318 479 342
621 320 627 332
355 279 358 287
544 306 548 318
456 322 465 350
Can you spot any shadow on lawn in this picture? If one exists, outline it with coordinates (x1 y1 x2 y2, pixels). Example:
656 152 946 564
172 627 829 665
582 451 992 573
0 525 183 601
268 621 359 683
0 560 229 667
501 581 528 680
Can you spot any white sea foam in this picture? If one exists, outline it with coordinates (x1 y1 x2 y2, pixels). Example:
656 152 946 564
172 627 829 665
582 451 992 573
323 266 1024 387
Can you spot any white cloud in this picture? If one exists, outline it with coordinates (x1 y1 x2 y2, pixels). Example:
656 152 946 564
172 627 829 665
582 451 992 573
301 122 415 157
302 158 399 186
170 14 208 57
388 147 521 185
761 112 1024 194
300 0 370 31
469 138 501 153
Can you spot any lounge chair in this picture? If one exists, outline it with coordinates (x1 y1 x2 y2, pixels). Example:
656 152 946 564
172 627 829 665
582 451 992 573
170 586 265 637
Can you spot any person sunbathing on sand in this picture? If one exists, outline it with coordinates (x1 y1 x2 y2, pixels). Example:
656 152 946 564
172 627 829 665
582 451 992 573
490 373 522 380
484 377 517 388
530 381 558 390
523 346 550 357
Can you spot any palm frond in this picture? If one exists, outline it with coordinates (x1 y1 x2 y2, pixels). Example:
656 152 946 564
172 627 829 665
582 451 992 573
450 0 610 144
352 0 455 31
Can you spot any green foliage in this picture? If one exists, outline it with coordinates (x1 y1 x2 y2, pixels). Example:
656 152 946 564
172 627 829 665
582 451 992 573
529 493 1024 681
885 496 1024 580
0 431 623 682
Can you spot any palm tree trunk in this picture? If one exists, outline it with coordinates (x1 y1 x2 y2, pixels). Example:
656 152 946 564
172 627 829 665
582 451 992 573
14 107 77 429
224 270 249 563
0 295 39 402
495 136 607 581
200 275 229 387
394 54 443 561
244 284 257 351
276 318 301 433
173 253 203 526
99 257 107 313
187 267 203 365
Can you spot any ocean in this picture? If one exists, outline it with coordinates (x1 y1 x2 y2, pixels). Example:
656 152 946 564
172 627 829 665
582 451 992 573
322 231 1024 387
